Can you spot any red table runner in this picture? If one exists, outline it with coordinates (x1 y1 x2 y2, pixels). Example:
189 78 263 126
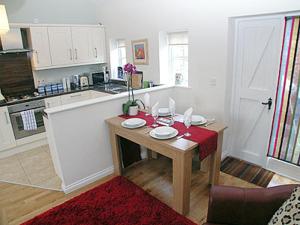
119 112 218 160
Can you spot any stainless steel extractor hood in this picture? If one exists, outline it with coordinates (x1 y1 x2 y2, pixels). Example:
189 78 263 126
0 28 32 54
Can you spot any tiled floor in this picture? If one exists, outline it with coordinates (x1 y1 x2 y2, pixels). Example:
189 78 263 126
0 145 62 191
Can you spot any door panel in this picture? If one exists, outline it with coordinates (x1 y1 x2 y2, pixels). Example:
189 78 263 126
90 27 106 63
232 17 284 167
48 27 73 66
0 107 16 151
29 27 52 68
71 27 92 63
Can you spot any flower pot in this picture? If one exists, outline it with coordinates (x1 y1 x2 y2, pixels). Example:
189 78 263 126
128 105 139 116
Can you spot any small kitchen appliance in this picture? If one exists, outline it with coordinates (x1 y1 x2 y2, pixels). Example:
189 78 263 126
80 75 89 88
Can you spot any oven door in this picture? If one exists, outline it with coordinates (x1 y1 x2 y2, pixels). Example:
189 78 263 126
9 107 46 140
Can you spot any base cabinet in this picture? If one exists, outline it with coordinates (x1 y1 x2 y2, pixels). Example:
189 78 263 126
0 107 16 151
45 96 62 108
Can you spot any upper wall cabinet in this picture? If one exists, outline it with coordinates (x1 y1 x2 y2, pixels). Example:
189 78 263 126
28 27 52 69
71 27 92 64
90 27 106 63
48 27 74 66
29 25 107 70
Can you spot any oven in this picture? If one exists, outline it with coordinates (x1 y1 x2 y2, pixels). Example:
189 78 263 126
8 100 46 140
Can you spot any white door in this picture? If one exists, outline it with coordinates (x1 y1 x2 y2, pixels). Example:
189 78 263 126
71 27 92 63
90 27 106 63
29 27 52 69
231 17 284 167
48 27 74 66
0 107 16 151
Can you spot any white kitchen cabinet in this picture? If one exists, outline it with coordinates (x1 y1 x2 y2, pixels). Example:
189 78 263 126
60 91 91 105
0 107 16 151
45 96 62 108
29 25 106 70
48 27 74 66
90 27 106 63
29 27 52 69
71 27 92 64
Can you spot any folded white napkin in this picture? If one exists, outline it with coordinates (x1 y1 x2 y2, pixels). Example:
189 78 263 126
144 93 150 109
183 107 193 123
21 110 37 131
151 102 159 116
169 97 176 116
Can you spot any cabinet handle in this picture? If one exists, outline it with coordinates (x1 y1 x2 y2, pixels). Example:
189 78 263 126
4 112 10 124
36 50 40 64
69 49 73 60
70 93 81 98
75 49 78 60
95 48 98 58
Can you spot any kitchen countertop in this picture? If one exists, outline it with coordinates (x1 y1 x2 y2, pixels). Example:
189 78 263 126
0 82 130 107
44 84 173 115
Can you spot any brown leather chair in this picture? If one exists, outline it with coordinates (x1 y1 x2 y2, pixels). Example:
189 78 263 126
204 184 299 225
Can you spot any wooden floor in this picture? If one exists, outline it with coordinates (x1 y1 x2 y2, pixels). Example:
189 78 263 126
0 156 257 225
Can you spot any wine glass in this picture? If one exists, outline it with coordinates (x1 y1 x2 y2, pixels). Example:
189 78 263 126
152 110 159 127
184 116 192 137
169 107 175 126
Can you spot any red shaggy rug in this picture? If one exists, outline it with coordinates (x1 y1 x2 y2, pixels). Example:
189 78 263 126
22 176 197 225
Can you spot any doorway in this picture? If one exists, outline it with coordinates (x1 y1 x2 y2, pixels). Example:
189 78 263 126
229 13 300 181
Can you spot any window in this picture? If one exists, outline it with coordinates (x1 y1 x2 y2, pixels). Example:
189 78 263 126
168 32 188 86
110 39 127 79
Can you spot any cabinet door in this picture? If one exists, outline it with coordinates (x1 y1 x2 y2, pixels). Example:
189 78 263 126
71 27 92 63
0 107 16 151
90 27 106 63
29 27 52 69
45 96 62 108
48 27 74 66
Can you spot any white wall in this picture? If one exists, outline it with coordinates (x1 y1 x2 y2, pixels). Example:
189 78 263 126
95 0 300 122
0 0 99 24
32 65 102 87
45 86 174 192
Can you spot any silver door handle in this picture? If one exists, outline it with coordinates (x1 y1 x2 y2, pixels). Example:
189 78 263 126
95 48 98 58
4 112 10 124
36 50 40 64
69 49 73 60
70 93 81 98
75 49 78 60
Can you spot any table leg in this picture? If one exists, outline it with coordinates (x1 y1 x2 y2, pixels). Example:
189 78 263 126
109 127 122 176
173 151 192 215
209 131 224 185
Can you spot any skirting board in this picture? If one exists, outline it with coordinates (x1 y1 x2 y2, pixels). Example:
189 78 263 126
62 166 114 194
267 157 300 182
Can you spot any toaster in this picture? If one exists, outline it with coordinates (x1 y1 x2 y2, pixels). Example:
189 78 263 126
80 76 89 88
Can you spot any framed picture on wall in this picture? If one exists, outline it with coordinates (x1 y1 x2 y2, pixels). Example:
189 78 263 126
131 39 149 65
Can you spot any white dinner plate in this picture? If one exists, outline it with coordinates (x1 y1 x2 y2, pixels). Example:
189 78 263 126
191 115 207 125
121 118 146 129
150 128 178 140
152 126 177 138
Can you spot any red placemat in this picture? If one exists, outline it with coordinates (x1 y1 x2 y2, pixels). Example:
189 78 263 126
119 111 218 160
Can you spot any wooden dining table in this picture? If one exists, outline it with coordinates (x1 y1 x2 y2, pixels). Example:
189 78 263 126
106 116 226 215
